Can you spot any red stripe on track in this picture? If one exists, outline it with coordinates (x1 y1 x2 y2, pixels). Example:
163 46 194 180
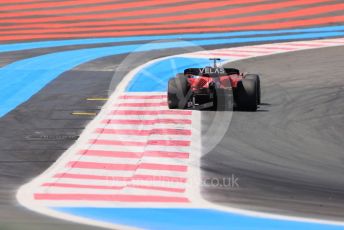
34 193 189 202
110 110 192 115
5 0 336 36
95 128 191 136
54 173 187 183
42 183 123 190
116 102 167 107
219 49 273 54
67 161 188 172
249 46 297 51
295 42 339 46
41 183 185 193
119 95 167 99
0 0 261 20
78 0 338 32
128 184 185 193
90 139 146 146
316 40 344 43
0 0 121 11
0 0 44 5
235 15 344 31
2 0 325 27
147 140 190 147
3 13 344 43
278 42 327 47
80 149 189 159
196 52 251 57
102 118 192 125
0 0 263 25
89 139 190 147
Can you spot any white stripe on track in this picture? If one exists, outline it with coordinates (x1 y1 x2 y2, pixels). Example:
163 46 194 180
34 187 186 196
88 133 191 141
55 168 188 179
43 178 187 189
66 155 189 166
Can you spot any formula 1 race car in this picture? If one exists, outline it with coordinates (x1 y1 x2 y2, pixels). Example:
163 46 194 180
167 58 261 111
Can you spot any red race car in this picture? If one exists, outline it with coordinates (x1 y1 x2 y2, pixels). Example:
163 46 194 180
167 58 261 111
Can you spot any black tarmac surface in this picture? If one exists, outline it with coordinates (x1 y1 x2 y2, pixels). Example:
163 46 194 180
202 46 344 221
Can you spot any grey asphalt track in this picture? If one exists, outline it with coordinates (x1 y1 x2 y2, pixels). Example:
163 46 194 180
201 46 344 221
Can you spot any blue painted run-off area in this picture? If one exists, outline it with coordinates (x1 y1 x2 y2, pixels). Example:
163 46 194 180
54 207 344 230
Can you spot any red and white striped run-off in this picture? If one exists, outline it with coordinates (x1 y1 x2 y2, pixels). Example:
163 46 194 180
33 93 196 206
187 38 344 59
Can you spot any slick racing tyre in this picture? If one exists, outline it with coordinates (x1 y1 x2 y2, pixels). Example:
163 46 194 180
235 78 258 111
244 74 261 104
167 76 189 109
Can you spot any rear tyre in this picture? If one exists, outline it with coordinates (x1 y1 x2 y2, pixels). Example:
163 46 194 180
235 79 258 111
244 74 261 104
167 76 189 109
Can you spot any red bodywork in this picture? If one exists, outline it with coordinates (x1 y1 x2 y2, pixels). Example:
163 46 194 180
187 74 243 90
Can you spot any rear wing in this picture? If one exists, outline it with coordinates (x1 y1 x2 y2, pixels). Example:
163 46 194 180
184 67 239 76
